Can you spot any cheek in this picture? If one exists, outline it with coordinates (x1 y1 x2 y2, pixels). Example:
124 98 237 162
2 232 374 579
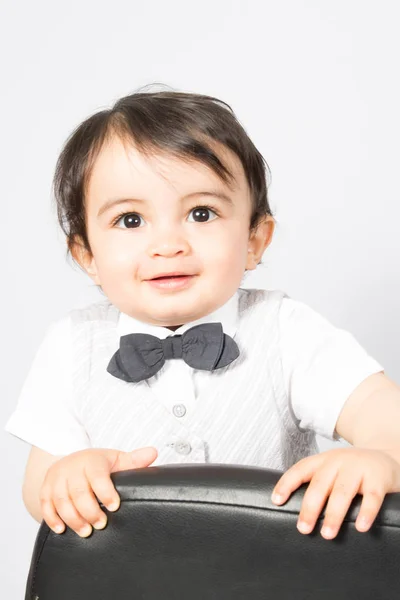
199 224 248 264
93 235 141 275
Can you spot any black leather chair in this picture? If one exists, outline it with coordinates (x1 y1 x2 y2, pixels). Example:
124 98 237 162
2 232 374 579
25 464 400 599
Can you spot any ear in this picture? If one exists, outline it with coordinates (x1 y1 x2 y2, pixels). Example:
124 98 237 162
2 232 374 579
69 236 101 285
246 216 275 270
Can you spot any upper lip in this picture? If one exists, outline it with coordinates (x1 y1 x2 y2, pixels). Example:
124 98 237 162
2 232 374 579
147 272 195 280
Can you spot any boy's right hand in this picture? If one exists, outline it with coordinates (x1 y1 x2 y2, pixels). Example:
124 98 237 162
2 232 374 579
40 446 158 538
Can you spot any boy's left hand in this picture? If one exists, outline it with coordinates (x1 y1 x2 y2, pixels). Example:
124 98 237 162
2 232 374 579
271 447 400 539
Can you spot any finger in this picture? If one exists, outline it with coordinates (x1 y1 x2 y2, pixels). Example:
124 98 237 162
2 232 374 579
110 447 158 474
68 475 108 530
85 462 121 512
355 487 385 533
320 472 361 539
130 446 158 468
52 483 93 538
40 485 66 535
297 466 337 534
272 454 323 504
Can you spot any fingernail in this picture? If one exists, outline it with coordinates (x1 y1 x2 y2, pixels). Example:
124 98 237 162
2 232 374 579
321 526 335 538
93 517 107 530
107 500 119 512
297 520 312 534
54 524 64 534
357 517 371 531
79 524 92 537
271 492 283 504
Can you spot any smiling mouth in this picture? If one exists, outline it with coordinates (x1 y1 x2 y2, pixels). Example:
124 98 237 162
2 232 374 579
152 275 188 280
148 272 195 280
146 273 196 290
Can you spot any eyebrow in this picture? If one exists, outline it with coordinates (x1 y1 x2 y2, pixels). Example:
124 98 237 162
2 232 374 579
97 190 234 218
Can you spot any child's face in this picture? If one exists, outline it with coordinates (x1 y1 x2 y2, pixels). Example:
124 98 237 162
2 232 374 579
75 135 274 326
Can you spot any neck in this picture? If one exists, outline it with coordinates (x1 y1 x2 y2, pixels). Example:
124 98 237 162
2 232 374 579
167 325 183 332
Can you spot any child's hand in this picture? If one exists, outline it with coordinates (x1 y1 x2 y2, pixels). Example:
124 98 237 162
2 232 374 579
40 446 158 537
271 447 400 539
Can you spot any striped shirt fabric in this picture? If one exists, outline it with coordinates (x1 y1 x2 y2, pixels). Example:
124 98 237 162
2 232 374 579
5 288 383 471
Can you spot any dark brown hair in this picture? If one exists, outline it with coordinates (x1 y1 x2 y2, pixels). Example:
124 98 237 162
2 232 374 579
53 84 273 258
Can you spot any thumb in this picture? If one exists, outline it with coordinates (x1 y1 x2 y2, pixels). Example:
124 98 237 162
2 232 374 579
110 446 158 473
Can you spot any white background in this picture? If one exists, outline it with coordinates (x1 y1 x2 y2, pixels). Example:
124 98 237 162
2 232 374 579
1 1 399 595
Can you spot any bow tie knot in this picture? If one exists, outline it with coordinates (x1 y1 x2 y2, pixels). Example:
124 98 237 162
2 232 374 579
107 322 240 383
162 335 183 360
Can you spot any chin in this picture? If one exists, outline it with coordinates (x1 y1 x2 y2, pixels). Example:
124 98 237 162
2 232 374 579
151 310 195 327
147 303 204 327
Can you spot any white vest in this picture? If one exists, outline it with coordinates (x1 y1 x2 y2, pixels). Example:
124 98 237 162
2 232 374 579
70 288 319 471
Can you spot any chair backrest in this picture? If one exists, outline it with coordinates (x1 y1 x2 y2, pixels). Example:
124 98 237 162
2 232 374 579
25 464 400 599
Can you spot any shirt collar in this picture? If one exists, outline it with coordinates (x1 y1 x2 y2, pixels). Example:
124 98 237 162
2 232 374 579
117 290 240 340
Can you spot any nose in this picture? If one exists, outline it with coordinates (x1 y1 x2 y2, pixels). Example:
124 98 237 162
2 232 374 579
147 227 191 258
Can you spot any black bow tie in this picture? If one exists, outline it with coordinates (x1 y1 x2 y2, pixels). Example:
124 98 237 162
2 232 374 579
107 322 240 383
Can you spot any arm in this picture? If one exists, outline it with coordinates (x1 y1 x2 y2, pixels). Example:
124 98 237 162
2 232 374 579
278 297 384 442
22 446 62 523
335 371 400 462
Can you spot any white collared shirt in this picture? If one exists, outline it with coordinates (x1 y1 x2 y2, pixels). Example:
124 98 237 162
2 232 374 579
116 291 240 411
5 289 383 469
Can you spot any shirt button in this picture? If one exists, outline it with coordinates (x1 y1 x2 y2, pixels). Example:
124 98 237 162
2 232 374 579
172 404 186 418
175 441 192 455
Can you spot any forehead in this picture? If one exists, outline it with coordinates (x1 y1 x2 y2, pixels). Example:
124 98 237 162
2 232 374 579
86 134 249 204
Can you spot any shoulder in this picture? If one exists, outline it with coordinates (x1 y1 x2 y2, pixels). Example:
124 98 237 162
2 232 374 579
68 299 119 327
40 300 119 349
238 287 288 316
237 289 341 336
277 296 339 332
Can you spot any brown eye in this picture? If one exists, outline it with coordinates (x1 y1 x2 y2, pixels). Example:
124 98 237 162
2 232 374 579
114 213 144 228
188 207 218 223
